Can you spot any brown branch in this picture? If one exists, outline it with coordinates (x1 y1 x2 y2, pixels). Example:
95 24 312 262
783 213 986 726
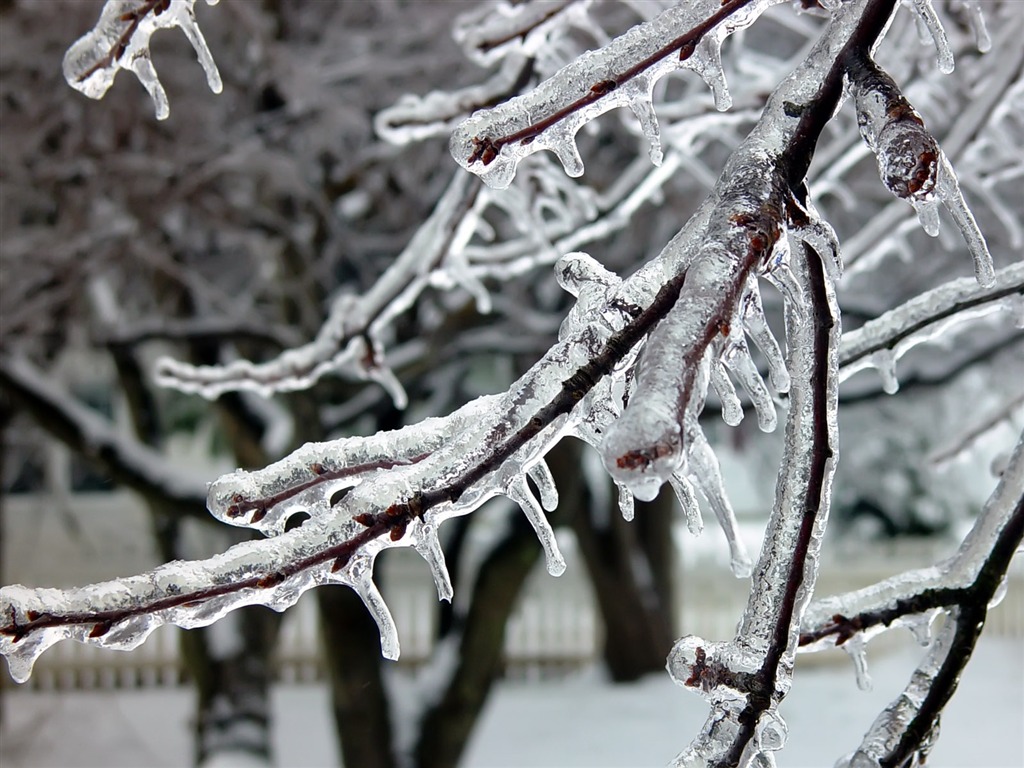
474 1 577 55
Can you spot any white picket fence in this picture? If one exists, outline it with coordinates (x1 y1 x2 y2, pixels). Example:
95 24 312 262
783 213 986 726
8 543 1023 691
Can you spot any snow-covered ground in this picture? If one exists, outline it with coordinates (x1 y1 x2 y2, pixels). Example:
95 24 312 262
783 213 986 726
2 634 1020 768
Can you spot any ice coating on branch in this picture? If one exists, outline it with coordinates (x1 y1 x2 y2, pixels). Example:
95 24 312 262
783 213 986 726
156 171 479 401
840 613 958 766
450 0 782 188
63 0 222 120
802 432 1024 659
452 0 592 67
839 262 1024 389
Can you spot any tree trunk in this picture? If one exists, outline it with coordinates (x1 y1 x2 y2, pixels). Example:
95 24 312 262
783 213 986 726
317 586 398 768
414 512 543 768
550 440 676 682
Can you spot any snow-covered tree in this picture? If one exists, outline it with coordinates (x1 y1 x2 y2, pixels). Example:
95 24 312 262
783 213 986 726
1 0 1021 766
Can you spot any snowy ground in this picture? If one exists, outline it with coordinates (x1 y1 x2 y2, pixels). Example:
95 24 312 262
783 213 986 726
1 634 1020 768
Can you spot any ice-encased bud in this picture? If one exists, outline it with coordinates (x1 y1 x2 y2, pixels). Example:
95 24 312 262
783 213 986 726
63 0 222 120
601 401 682 501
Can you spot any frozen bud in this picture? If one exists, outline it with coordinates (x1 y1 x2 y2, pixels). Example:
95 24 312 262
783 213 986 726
850 57 938 203
667 635 710 689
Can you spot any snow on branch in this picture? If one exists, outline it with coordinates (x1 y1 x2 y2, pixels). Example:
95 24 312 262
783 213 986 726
63 0 222 120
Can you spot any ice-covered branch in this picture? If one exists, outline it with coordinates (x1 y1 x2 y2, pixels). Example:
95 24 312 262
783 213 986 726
667 237 839 766
800 428 1024 655
839 261 1024 394
847 49 995 286
63 0 222 120
0 355 209 517
450 0 782 188
153 171 481 403
799 432 1024 767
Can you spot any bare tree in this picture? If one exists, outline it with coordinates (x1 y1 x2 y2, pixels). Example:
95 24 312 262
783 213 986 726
1 1 1022 767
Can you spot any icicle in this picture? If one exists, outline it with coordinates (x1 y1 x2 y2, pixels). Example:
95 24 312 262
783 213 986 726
909 0 955 73
868 349 900 394
669 474 704 536
550 132 586 178
688 429 752 577
762 235 805 310
352 573 401 661
722 338 777 432
364 361 409 410
127 53 169 120
988 574 1008 609
959 0 991 52
912 197 941 237
527 459 560 512
412 522 454 603
843 634 873 691
689 36 732 111
788 198 843 282
741 279 790 395
711 360 745 426
897 609 938 647
616 483 635 522
507 476 567 576
626 83 664 166
933 154 995 287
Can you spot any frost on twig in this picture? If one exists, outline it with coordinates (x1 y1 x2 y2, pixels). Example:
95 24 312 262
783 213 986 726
63 0 222 120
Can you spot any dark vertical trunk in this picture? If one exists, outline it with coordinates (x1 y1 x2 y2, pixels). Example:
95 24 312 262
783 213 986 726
317 586 398 768
110 345 280 766
549 440 676 682
414 513 543 768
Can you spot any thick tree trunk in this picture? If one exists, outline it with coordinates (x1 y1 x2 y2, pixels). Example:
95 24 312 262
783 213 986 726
414 512 543 768
317 586 398 768
550 440 677 682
